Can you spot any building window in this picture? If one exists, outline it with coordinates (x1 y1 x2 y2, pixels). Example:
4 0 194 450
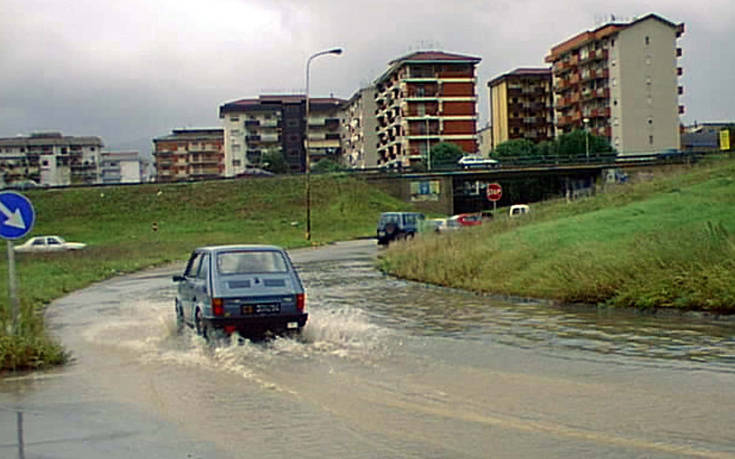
645 36 650 45
649 135 654 145
233 160 241 166
648 118 653 125
231 115 239 122
611 38 615 47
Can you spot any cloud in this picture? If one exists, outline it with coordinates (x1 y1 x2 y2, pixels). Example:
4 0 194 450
1 0 733 153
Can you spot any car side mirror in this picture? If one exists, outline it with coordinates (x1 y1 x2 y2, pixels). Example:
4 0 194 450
172 275 185 282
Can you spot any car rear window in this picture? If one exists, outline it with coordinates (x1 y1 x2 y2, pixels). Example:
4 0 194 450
217 251 288 274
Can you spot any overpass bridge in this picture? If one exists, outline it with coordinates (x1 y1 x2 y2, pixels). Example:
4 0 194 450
362 153 700 216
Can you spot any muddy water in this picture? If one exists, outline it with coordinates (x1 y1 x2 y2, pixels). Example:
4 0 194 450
2 239 734 458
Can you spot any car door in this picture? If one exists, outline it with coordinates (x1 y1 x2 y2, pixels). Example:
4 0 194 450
191 253 211 316
31 238 46 252
46 237 63 251
180 252 203 324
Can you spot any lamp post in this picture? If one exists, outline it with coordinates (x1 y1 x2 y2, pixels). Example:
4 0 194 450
305 47 342 241
424 115 431 171
583 117 590 161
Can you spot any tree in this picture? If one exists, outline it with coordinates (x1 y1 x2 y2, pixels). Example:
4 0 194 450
429 142 465 169
555 129 614 157
262 148 289 174
493 139 539 158
311 158 346 173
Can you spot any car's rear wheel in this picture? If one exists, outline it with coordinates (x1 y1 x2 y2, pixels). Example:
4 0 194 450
194 308 208 339
175 301 184 334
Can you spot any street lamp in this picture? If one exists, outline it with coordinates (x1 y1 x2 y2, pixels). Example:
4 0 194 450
424 115 431 171
583 117 590 161
305 47 342 241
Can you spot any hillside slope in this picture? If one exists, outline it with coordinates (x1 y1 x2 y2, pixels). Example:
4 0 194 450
379 160 735 312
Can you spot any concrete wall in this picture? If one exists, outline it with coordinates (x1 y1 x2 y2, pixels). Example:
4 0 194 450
616 17 681 154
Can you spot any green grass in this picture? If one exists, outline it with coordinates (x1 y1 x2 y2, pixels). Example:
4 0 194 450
0 174 411 372
379 158 735 313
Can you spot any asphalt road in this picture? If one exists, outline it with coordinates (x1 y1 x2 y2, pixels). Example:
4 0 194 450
1 239 734 458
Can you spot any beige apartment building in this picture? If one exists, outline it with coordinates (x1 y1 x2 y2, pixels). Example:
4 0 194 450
546 13 684 155
374 51 481 168
340 86 378 168
152 128 224 182
487 68 553 150
0 132 103 187
219 95 344 176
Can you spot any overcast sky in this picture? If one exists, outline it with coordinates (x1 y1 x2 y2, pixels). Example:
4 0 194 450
1 0 733 153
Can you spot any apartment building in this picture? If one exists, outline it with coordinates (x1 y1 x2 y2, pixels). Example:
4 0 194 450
152 128 224 182
546 13 684 155
487 68 553 150
219 95 345 175
373 51 481 168
0 132 103 187
340 86 378 168
100 151 148 184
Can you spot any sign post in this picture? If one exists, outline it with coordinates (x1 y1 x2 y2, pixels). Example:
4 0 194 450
0 192 36 334
486 182 502 213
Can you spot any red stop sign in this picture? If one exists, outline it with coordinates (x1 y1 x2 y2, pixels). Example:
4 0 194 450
486 182 502 202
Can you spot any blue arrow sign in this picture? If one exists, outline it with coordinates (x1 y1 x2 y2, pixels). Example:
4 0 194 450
0 191 35 240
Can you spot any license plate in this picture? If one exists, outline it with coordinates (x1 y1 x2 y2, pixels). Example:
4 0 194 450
242 304 280 314
287 322 298 329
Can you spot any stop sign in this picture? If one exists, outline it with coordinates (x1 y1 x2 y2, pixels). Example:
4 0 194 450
486 182 502 202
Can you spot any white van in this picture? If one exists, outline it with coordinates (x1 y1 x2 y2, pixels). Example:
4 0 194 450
509 204 530 217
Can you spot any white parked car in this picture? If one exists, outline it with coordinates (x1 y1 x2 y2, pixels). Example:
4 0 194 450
14 235 87 253
509 204 530 217
458 155 500 169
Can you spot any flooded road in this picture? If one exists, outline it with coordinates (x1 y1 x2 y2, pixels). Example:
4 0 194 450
2 239 735 458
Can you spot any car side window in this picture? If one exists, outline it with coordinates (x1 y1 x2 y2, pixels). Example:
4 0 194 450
197 254 210 280
32 239 44 246
185 253 202 278
47 238 60 245
404 214 416 225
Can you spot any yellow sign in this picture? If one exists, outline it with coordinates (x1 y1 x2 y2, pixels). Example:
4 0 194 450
721 129 731 151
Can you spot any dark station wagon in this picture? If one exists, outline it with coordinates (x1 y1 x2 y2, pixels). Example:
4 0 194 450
173 245 307 339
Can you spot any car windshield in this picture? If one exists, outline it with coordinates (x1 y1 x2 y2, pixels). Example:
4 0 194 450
379 214 400 224
217 250 288 274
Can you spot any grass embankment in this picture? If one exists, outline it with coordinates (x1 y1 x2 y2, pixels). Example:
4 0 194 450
0 175 410 371
379 159 735 313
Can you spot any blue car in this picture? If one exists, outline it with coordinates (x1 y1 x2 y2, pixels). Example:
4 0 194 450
173 245 307 339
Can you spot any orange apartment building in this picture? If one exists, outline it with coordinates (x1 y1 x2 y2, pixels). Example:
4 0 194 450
373 51 481 168
487 68 553 150
153 128 224 182
545 13 684 155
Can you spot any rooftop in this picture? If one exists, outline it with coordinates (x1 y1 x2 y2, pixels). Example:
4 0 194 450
219 94 346 116
488 67 552 87
0 133 103 148
376 50 481 84
546 13 684 62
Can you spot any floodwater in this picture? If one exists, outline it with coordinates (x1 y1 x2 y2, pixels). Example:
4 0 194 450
1 239 734 458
